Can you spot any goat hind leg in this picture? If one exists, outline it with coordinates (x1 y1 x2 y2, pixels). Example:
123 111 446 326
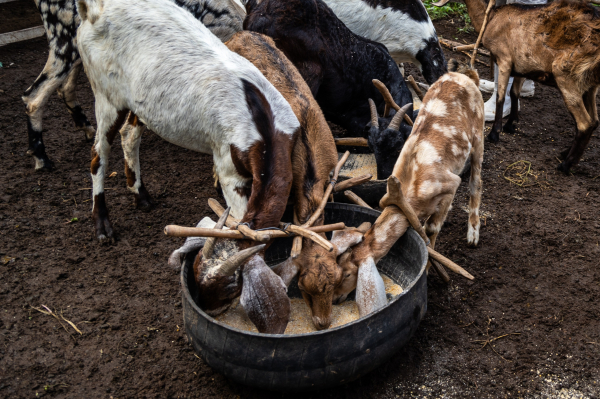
91 104 129 243
556 86 598 173
486 65 511 143
121 113 153 211
22 56 71 171
467 137 484 246
503 77 523 134
57 61 95 141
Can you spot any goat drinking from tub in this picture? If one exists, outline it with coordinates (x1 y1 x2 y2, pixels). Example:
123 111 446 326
336 61 484 316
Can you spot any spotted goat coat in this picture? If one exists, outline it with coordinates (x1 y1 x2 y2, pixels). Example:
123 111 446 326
337 62 485 316
24 0 245 171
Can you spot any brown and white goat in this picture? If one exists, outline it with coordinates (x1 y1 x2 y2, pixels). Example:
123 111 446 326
78 0 298 333
436 0 600 173
226 31 367 330
336 62 484 315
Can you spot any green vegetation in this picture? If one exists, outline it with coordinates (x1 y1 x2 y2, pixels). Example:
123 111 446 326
423 0 473 33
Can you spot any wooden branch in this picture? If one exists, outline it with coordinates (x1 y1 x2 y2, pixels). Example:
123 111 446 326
207 198 270 241
439 38 490 57
428 247 474 280
431 259 450 283
303 151 350 228
334 138 369 147
471 0 495 68
0 26 45 47
344 191 372 209
291 211 302 259
284 224 334 252
164 222 345 239
333 174 373 193
406 75 424 101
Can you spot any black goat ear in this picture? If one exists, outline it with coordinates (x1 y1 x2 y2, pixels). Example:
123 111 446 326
448 58 460 72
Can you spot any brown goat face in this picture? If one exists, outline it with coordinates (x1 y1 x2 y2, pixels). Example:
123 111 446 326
296 243 341 330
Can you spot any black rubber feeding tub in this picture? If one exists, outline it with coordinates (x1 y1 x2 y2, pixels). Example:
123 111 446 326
181 203 428 392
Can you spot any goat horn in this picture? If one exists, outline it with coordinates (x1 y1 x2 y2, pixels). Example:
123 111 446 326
368 98 379 128
202 207 230 260
217 244 266 276
388 103 413 131
372 79 400 117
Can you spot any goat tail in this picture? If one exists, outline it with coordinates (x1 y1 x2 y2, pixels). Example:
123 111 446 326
77 0 103 24
448 58 480 87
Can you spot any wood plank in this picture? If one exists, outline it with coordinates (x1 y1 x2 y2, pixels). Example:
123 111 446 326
0 26 45 47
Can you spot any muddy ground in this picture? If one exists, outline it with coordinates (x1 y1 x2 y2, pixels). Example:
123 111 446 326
1 6 599 398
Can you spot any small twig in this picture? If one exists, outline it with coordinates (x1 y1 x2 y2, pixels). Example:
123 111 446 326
470 0 495 68
31 305 82 337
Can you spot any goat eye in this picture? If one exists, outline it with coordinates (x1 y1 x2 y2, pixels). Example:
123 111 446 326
345 273 351 278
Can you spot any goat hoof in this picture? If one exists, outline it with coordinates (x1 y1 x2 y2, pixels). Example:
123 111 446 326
503 122 516 134
95 219 115 244
34 158 55 172
556 161 571 175
83 126 96 142
135 189 154 212
136 198 154 212
486 132 500 143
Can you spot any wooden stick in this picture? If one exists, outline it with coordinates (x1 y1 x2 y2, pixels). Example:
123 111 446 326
439 38 490 57
431 258 450 283
164 222 345 238
454 43 476 51
334 138 369 147
333 174 373 193
303 151 350 228
207 198 271 242
380 176 430 245
285 224 333 252
344 190 372 209
406 75 424 101
291 211 302 259
428 247 474 280
471 0 495 68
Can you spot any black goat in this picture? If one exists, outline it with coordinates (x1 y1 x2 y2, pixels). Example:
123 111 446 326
244 0 415 179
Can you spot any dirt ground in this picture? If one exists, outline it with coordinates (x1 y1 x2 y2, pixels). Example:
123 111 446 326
1 8 599 399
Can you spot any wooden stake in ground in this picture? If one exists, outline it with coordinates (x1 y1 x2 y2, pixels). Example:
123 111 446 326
470 0 495 68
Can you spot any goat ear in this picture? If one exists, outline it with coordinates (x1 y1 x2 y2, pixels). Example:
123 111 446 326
331 229 366 255
271 257 299 288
